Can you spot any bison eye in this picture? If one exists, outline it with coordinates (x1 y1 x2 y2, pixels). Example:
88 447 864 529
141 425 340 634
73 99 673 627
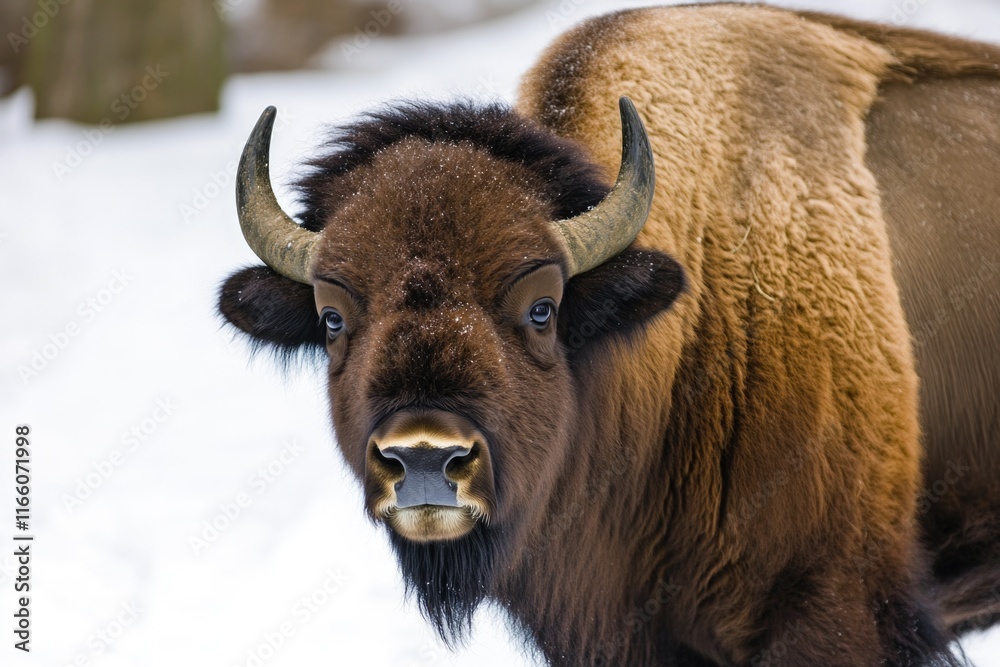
321 308 345 337
527 299 555 328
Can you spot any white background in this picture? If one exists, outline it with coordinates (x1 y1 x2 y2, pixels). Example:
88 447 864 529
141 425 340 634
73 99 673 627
2 0 998 665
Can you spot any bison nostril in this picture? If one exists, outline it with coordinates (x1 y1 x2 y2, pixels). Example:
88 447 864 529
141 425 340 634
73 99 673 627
445 443 479 481
372 445 405 477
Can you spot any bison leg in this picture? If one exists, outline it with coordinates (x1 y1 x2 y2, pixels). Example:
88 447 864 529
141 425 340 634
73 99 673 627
746 562 960 667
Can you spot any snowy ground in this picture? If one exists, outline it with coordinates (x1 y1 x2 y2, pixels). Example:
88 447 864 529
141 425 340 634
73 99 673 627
2 0 999 665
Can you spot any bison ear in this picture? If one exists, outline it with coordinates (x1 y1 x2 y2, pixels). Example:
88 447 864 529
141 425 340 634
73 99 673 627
558 247 686 355
218 266 326 358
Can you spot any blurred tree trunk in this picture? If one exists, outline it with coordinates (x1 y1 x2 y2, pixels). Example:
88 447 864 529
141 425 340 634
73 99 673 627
1 0 33 96
25 0 225 124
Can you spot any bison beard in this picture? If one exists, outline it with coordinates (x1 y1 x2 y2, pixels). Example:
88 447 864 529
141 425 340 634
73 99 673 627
388 523 499 645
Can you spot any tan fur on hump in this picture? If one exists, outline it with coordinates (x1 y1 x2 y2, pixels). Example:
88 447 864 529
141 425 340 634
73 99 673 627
520 6 922 659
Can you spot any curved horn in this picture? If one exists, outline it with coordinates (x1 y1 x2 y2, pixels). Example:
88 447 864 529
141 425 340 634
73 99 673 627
237 106 319 285
549 97 655 277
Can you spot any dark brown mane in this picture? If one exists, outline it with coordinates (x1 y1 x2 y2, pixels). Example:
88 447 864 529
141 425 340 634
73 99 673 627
293 101 611 231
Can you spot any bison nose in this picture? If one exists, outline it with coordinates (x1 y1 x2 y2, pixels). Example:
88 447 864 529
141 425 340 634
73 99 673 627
365 409 495 520
379 446 472 508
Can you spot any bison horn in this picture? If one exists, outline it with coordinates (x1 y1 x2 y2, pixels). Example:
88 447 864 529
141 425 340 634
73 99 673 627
237 106 319 285
549 97 655 277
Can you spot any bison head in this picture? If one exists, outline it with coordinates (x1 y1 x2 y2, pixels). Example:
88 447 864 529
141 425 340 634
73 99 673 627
218 98 685 639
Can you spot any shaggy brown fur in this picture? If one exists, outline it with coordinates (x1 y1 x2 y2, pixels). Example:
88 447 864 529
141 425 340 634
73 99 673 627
219 5 1000 665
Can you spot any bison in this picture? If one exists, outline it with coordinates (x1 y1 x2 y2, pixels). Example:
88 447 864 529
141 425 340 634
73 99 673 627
218 5 1000 666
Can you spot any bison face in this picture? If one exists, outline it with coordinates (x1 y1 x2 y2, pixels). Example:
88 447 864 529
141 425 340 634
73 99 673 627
308 137 580 543
218 100 685 633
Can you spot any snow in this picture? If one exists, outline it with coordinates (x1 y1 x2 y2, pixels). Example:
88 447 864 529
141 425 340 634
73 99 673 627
2 1 998 665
